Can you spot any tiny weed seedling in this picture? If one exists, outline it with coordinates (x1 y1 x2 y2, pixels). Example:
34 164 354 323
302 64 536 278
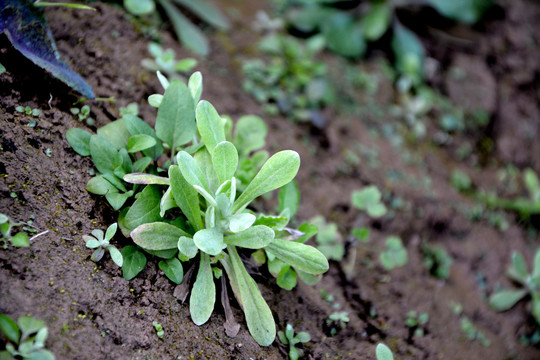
311 215 344 261
405 310 429 338
0 314 56 359
326 311 349 336
66 71 329 346
142 42 197 79
422 244 453 279
119 102 139 117
152 321 164 339
84 223 123 267
0 213 30 248
15 105 41 117
278 324 310 360
489 249 540 325
380 236 408 270
451 302 490 347
70 104 94 127
375 343 394 360
352 185 387 218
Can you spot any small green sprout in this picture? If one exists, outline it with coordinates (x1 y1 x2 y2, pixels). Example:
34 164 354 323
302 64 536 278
119 102 139 117
15 105 41 117
351 185 387 218
489 249 540 325
460 317 490 347
375 343 394 360
326 311 349 336
0 213 30 249
84 223 123 267
311 216 344 261
380 236 408 270
422 245 453 279
0 62 6 74
152 321 164 339
0 314 56 359
142 42 198 78
70 104 94 126
278 324 310 360
405 310 429 338
451 169 472 192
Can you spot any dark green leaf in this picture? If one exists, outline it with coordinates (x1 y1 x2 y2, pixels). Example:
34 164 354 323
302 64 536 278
266 238 329 275
131 222 189 250
11 232 29 247
169 165 203 231
86 175 117 195
322 12 365 58
0 314 20 343
279 180 300 218
391 22 425 81
124 185 162 232
159 257 184 284
89 135 122 175
127 134 157 153
123 114 164 160
277 265 297 290
196 101 226 155
428 0 493 24
121 245 147 280
96 119 131 150
105 191 132 211
361 2 391 41
66 128 92 156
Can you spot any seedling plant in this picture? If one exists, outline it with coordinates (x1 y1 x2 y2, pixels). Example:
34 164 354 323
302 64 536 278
380 236 408 270
405 310 429 338
0 214 30 249
0 314 55 359
326 311 349 336
66 71 329 346
278 324 310 360
84 223 123 267
141 42 197 80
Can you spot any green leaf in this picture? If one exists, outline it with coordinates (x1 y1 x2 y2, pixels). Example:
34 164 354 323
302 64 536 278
233 115 267 156
124 185 162 232
0 314 20 343
297 223 318 243
193 228 225 256
124 0 155 15
173 0 230 30
158 0 210 56
66 128 92 156
428 0 493 24
361 2 391 41
123 114 163 160
254 215 289 231
123 173 170 185
488 289 527 311
322 12 365 58
131 222 189 250
105 223 117 241
127 134 157 153
376 343 394 360
105 191 132 211
26 349 55 360
133 157 153 173
380 236 408 270
107 246 123 267
17 316 46 337
507 251 528 284
266 238 329 275
178 236 198 259
233 150 301 213
212 141 238 184
176 151 209 191
297 269 322 285
224 225 274 249
89 135 122 175
160 186 177 217
155 80 195 149
296 331 310 343
11 232 29 247
392 22 425 81
188 71 203 103
227 246 275 346
121 245 147 280
169 165 203 231
277 265 297 290
196 101 226 155
229 213 256 233
96 119 131 150
279 180 300 218
352 185 387 218
532 250 540 279
190 253 215 325
159 257 184 284
0 2 94 98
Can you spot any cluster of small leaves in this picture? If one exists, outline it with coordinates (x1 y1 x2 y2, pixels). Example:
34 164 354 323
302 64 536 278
351 185 387 218
123 0 229 56
326 311 349 336
15 105 41 117
142 42 197 79
279 0 492 87
152 321 164 339
311 215 343 261
278 324 310 360
422 244 453 279
70 104 94 127
0 314 55 360
66 71 329 346
489 250 540 326
380 236 408 271
451 302 490 347
242 33 332 125
375 343 394 360
0 214 29 249
405 310 429 338
84 223 123 267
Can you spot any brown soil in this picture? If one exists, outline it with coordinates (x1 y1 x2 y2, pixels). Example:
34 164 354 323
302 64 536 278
1 1 540 359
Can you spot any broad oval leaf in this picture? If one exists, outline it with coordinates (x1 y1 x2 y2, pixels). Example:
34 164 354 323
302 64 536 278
224 225 274 249
124 0 155 15
178 236 198 259
188 71 203 103
108 246 123 267
392 22 425 81
131 222 189 250
278 180 300 218
266 238 329 275
196 100 226 155
17 316 46 336
176 151 209 191
159 258 184 284
169 165 203 231
0 314 20 343
361 2 391 41
190 254 215 325
89 135 122 174
127 134 157 153
489 289 528 311
11 232 29 247
322 12 365 58
376 343 394 360
193 228 225 256
229 213 256 233
507 251 528 283
66 128 92 156
227 246 275 346
155 80 195 149
124 185 162 232
233 115 267 156
212 141 238 184
121 245 147 280
123 173 170 185
233 151 300 213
